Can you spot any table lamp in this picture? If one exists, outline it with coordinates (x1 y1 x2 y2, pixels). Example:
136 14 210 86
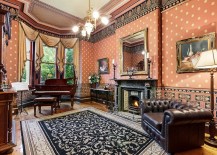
194 49 217 147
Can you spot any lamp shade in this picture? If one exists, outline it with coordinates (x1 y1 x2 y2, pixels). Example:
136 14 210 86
194 49 217 69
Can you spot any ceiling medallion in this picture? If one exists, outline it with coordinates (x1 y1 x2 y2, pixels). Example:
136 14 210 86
72 0 109 39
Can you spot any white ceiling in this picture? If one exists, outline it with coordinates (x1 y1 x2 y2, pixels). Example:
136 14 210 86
19 0 130 31
39 0 110 19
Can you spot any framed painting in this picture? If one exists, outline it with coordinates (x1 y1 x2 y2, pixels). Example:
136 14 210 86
98 58 109 74
176 32 215 73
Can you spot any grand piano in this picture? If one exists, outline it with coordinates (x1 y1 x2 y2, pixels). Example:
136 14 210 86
33 79 77 108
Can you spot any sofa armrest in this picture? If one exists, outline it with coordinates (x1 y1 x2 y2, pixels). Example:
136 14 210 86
162 108 212 126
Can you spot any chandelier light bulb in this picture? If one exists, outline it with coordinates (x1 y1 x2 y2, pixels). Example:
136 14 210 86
81 29 86 37
72 26 79 32
93 11 99 19
101 17 109 25
85 22 94 35
71 0 109 39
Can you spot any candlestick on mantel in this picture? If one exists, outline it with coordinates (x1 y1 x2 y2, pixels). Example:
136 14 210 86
146 52 149 59
112 59 115 64
113 62 116 79
146 53 151 79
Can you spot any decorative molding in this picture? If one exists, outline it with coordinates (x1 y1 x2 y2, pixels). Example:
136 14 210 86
2 0 189 42
91 0 191 42
159 86 215 94
90 23 116 43
17 17 78 39
116 0 160 29
161 0 187 11
0 3 18 18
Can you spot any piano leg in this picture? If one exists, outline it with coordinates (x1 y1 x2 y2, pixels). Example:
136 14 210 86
56 96 61 108
71 95 74 109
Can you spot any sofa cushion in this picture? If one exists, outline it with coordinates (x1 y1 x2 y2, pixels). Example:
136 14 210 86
143 113 164 131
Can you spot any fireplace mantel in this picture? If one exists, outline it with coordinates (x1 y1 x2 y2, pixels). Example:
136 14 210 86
114 78 157 112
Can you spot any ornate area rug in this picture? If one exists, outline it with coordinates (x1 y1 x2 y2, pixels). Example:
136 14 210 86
21 108 166 155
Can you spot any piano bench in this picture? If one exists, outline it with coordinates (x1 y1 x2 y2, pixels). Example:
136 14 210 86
34 97 57 116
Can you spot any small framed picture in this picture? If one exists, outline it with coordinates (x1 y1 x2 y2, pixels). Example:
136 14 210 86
98 58 109 74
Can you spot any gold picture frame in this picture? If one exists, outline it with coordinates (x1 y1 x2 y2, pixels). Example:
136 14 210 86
176 32 216 73
98 58 109 74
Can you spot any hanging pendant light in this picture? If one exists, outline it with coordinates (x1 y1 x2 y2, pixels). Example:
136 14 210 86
72 0 109 39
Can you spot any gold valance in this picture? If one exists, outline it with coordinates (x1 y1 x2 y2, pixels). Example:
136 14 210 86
18 22 79 79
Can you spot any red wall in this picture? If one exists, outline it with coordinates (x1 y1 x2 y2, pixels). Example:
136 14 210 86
5 20 19 84
91 9 161 83
162 0 217 89
92 34 117 84
80 40 94 83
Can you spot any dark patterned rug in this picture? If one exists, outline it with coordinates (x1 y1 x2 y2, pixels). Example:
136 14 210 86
21 108 166 155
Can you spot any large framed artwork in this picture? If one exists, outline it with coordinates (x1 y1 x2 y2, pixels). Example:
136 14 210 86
98 58 109 74
176 32 216 73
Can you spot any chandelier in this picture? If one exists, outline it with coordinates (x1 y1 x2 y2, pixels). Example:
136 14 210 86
72 0 109 39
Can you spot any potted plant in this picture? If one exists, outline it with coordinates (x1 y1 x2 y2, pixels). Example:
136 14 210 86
88 73 100 88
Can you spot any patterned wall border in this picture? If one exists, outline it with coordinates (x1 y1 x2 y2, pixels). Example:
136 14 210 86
159 87 216 94
91 0 188 43
161 0 187 11
90 23 116 43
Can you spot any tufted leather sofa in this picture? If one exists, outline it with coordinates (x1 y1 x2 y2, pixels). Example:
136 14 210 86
140 99 212 154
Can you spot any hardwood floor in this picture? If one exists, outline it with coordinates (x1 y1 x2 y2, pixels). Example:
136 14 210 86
7 101 217 155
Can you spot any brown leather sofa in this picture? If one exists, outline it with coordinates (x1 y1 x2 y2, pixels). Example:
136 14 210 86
140 99 212 154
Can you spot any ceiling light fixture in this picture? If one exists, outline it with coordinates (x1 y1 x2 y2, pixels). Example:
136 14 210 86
72 0 109 39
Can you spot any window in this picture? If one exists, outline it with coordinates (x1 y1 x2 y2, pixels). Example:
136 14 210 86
40 46 56 83
21 39 31 83
64 48 74 84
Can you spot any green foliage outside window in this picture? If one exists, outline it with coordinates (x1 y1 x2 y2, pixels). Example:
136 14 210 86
65 48 74 84
40 46 56 83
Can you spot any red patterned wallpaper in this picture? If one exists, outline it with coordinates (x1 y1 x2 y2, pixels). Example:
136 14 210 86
92 9 161 83
5 20 19 84
80 40 94 83
116 9 161 81
162 0 217 89
92 34 116 84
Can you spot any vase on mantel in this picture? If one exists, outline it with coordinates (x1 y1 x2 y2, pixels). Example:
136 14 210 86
90 83 98 88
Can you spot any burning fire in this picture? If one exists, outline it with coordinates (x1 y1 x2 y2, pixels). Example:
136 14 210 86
133 101 139 107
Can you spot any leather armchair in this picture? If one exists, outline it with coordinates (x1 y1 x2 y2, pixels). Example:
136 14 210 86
140 99 212 154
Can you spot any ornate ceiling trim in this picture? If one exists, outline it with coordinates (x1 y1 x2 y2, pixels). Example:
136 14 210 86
91 0 160 43
1 0 189 41
18 14 77 38
161 0 187 11
90 23 116 43
91 0 188 43
115 0 160 29
26 0 83 30
0 1 19 18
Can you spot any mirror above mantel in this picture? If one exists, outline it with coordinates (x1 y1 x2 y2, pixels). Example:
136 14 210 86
120 28 148 76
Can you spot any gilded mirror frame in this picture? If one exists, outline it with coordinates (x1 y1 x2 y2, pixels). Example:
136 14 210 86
120 28 148 75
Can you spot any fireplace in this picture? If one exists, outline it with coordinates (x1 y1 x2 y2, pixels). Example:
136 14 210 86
114 79 157 115
128 95 140 115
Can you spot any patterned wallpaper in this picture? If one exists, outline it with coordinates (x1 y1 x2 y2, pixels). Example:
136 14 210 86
161 0 217 116
162 0 217 89
116 9 161 81
92 34 117 84
80 40 94 84
90 9 161 83
5 20 18 84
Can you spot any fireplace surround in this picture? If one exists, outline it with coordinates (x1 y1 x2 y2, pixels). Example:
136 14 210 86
114 79 157 114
